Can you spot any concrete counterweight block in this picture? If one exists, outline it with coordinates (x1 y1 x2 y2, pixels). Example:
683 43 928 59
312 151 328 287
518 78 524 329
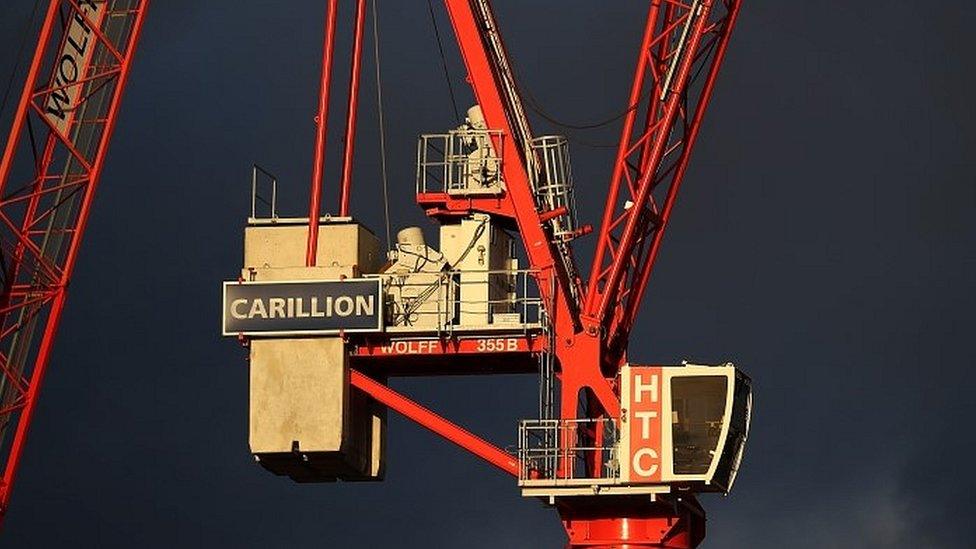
241 218 385 482
249 337 384 481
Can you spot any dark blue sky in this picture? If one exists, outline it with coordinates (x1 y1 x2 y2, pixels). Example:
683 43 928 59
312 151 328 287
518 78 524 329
0 1 974 547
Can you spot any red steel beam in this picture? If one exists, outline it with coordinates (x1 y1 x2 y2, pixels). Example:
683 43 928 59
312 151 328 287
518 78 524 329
338 0 367 217
348 369 520 477
440 0 622 423
442 0 580 330
306 0 340 266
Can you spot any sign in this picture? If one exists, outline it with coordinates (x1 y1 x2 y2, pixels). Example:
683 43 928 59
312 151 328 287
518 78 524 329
369 337 523 355
222 279 383 336
474 337 520 352
353 336 543 358
622 366 663 483
44 0 108 138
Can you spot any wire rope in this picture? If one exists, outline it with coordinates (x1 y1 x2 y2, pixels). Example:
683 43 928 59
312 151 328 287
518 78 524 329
370 0 391 249
425 0 462 123
0 0 44 123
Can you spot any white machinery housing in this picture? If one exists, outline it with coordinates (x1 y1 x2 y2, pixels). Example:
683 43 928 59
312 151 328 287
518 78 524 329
379 213 529 333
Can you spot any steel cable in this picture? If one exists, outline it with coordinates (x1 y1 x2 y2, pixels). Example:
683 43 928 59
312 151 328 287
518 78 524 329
370 0 391 249
0 0 44 123
426 0 462 123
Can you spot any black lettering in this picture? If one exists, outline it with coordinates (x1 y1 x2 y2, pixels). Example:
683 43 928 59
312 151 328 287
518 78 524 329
46 74 70 121
73 9 93 34
66 33 90 57
58 54 79 84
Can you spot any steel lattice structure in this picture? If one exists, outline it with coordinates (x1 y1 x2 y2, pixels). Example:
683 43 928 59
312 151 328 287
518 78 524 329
584 0 742 368
0 0 148 515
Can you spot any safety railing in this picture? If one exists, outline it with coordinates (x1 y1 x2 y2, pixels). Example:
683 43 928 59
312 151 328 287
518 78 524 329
518 418 620 483
416 130 505 195
250 164 278 221
530 135 578 240
366 268 543 334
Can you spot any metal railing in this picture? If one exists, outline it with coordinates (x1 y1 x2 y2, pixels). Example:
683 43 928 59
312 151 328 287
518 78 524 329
367 268 543 334
518 418 620 483
530 135 578 240
537 343 555 421
250 164 278 220
416 130 505 195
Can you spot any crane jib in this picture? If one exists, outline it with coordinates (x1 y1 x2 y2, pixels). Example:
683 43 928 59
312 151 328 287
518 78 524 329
0 0 150 520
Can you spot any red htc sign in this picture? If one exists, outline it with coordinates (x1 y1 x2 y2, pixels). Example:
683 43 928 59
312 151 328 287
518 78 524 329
625 366 663 483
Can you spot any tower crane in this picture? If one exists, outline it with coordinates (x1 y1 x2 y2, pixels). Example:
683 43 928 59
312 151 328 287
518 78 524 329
0 1 752 546
225 0 752 547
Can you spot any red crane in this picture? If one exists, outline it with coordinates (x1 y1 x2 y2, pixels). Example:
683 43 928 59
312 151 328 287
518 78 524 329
0 0 149 517
0 1 750 545
282 0 750 546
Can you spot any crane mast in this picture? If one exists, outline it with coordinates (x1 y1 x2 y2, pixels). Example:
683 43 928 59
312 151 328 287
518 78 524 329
0 0 149 518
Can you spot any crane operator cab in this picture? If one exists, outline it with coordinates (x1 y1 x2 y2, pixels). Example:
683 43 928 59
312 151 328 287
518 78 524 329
518 363 752 499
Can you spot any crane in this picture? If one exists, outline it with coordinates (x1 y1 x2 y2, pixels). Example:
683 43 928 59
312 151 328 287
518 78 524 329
0 0 149 518
225 0 752 547
0 1 752 545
